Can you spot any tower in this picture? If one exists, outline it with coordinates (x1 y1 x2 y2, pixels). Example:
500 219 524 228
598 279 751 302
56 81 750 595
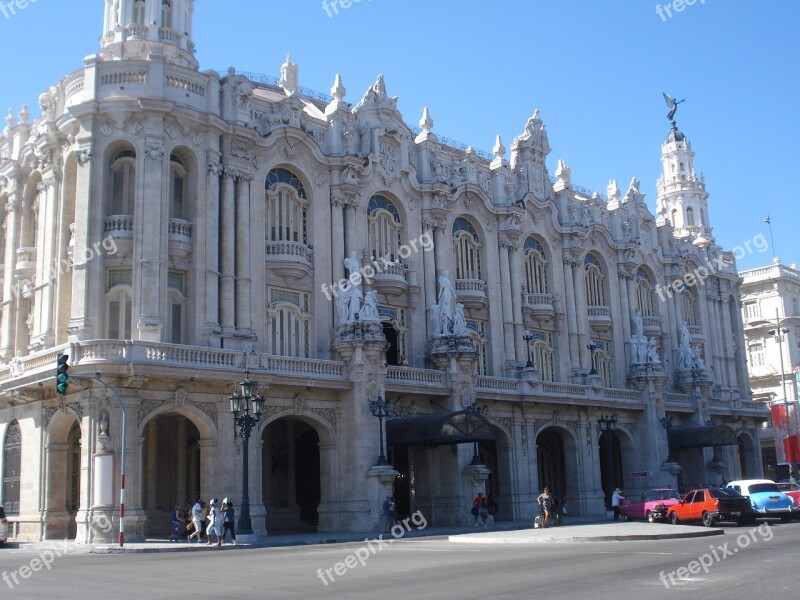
655 99 713 246
99 0 198 69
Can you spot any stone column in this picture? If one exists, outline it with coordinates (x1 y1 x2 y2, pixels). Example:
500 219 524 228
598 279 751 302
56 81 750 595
573 257 589 371
146 421 158 519
235 174 252 334
330 194 346 289
720 298 736 388
562 255 579 374
509 241 527 363
176 419 187 503
219 170 236 335
344 202 357 265
0 187 21 358
67 145 95 340
498 239 515 360
203 158 222 339
33 174 59 345
618 269 632 366
433 224 446 280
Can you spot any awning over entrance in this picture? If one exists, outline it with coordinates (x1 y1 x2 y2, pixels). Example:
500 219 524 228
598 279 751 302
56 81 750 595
386 411 498 447
668 425 739 451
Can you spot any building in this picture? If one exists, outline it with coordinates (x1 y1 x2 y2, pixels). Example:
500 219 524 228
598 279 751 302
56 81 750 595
0 0 766 542
740 259 800 478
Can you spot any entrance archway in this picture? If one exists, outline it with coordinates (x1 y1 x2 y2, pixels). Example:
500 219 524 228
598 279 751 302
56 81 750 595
44 414 82 539
382 322 400 366
599 432 623 508
262 418 321 531
141 414 201 536
536 426 578 510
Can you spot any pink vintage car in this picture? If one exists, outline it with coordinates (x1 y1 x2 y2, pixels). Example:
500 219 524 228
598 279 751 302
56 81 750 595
620 488 682 522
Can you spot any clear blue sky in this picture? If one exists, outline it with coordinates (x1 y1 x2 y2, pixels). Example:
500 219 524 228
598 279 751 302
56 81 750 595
1 0 797 270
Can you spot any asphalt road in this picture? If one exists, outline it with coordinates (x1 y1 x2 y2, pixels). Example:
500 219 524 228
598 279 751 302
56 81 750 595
1 520 798 599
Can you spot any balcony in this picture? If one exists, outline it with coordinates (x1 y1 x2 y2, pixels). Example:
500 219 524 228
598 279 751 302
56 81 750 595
588 305 612 331
14 247 36 278
455 278 487 309
688 324 704 340
168 218 193 258
372 262 408 296
266 240 314 279
104 215 134 239
522 292 555 325
642 315 662 336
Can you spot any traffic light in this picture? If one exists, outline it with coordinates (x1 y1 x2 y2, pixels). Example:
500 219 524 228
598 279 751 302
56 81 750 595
56 353 69 395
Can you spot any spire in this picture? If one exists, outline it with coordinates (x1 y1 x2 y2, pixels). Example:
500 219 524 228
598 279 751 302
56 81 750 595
279 55 300 94
555 159 571 186
331 74 346 100
99 0 198 69
493 135 506 160
419 106 433 133
607 179 620 202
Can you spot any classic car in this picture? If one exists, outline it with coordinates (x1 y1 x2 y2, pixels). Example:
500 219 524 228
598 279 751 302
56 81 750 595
776 481 800 512
620 488 681 522
726 479 796 521
667 487 754 526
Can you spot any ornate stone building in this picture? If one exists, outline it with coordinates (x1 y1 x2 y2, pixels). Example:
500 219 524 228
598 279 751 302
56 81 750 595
0 0 765 541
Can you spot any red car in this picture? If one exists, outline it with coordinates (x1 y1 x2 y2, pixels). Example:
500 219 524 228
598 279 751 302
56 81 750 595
620 489 681 522
667 488 754 527
776 482 800 509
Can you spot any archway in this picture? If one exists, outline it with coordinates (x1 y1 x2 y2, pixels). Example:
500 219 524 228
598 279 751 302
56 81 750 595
262 418 321 531
382 321 400 366
141 414 201 536
43 414 82 539
536 426 580 512
738 433 757 480
599 431 623 508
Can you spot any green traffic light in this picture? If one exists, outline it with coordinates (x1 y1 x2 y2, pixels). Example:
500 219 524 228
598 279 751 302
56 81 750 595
56 353 69 395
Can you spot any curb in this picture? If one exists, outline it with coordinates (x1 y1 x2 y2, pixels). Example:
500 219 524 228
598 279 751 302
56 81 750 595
448 528 724 544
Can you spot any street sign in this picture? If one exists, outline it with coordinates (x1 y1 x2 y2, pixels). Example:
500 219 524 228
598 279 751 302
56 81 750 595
630 471 651 479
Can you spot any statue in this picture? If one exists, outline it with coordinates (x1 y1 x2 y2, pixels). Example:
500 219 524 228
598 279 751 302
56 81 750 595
360 290 380 322
344 251 360 277
336 286 351 324
678 323 693 369
646 338 661 365
99 412 110 437
347 285 363 323
663 92 685 124
632 309 644 338
437 270 456 334
452 303 470 337
690 347 705 371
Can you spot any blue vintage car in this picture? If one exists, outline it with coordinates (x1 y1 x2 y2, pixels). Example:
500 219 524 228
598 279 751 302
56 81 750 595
726 479 796 522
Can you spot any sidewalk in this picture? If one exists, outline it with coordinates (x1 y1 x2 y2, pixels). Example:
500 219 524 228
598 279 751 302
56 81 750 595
3 515 718 554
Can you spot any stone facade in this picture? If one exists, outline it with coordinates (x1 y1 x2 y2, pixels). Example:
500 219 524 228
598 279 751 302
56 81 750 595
0 0 766 541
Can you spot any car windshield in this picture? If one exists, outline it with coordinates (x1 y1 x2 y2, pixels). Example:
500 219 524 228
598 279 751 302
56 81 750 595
645 490 680 501
709 488 742 498
777 483 799 492
748 483 781 494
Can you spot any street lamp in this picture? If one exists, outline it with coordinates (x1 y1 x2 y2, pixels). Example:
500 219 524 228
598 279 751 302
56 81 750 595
464 403 485 466
229 369 265 536
587 342 598 375
598 414 617 505
522 331 535 368
659 415 676 463
369 396 391 466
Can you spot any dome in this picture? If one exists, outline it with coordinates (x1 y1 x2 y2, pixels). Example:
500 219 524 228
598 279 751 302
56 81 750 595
665 125 686 143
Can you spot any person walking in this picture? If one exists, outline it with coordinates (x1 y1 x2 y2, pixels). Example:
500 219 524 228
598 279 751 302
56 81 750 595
381 495 393 532
221 498 237 546
612 488 625 522
471 492 484 526
206 498 220 546
537 487 554 528
187 499 205 542
169 504 183 542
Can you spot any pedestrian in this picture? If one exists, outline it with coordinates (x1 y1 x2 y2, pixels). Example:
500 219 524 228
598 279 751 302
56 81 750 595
187 499 205 543
381 495 393 532
169 503 183 542
471 492 484 526
206 498 220 546
487 493 499 522
479 496 489 526
612 487 625 522
537 487 554 528
221 498 237 546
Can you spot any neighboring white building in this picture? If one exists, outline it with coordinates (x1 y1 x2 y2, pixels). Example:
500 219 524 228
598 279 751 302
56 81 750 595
0 0 766 542
740 259 800 477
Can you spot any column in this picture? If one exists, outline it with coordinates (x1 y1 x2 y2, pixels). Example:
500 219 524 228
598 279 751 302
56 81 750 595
34 174 59 343
422 220 438 336
509 242 527 362
433 224 446 280
719 298 736 388
146 421 158 513
203 160 221 335
219 170 236 334
330 195 346 288
498 239 515 360
176 419 187 503
344 202 357 264
0 189 21 358
562 255 579 373
235 175 252 334
573 257 589 371
617 270 632 366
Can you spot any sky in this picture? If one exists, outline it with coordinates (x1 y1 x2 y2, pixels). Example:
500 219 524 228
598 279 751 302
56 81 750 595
0 0 797 271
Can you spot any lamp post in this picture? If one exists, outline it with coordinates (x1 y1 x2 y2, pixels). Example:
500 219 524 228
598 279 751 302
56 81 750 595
229 370 265 536
464 403 485 466
659 415 675 462
587 342 598 375
523 331 535 368
598 414 617 505
369 396 391 467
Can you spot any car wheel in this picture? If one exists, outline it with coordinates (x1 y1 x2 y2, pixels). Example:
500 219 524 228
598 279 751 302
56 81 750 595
702 512 715 527
670 512 680 525
647 511 655 523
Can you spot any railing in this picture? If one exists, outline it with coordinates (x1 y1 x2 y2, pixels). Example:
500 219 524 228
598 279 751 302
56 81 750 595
688 325 703 336
740 264 800 282
104 215 134 237
541 382 591 396
64 77 84 101
665 392 690 405
523 293 554 307
100 71 148 86
265 240 314 263
642 315 661 328
374 262 407 278
166 74 207 97
229 70 334 104
267 356 344 379
455 279 487 293
603 388 640 401
408 125 494 160
125 24 149 38
168 218 193 240
15 247 36 271
588 305 611 317
477 376 520 392
386 367 445 386
158 27 179 42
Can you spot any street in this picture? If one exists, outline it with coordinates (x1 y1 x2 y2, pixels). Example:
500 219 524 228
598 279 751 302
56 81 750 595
1 520 798 599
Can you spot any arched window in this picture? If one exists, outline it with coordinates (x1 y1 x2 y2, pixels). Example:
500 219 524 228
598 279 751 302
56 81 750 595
585 253 606 307
106 269 133 339
636 267 655 318
670 209 677 226
133 0 146 24
524 237 549 295
166 271 185 344
593 348 613 388
682 289 697 327
110 149 136 215
161 0 173 28
265 168 308 245
3 421 21 515
368 195 403 262
467 320 488 376
268 287 310 358
528 331 555 382
452 217 481 280
169 154 186 220
686 207 695 227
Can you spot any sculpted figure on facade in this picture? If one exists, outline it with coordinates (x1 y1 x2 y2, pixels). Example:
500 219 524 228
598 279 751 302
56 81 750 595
436 270 456 334
360 290 380 322
348 285 363 322
646 338 661 365
452 303 470 337
630 308 649 364
678 321 693 369
344 251 359 276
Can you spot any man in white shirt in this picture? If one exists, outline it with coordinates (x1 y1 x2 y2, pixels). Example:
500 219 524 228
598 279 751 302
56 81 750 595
188 500 204 542
612 488 625 522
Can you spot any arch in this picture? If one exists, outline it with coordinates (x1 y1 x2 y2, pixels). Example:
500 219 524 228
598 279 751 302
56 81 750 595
452 216 483 281
535 425 579 506
265 166 310 246
107 143 138 216
265 166 307 199
267 287 312 358
259 409 334 445
584 252 607 308
368 193 404 263
478 422 513 521
168 146 199 222
524 235 550 295
43 412 82 539
2 420 21 515
636 266 657 318
137 404 217 440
